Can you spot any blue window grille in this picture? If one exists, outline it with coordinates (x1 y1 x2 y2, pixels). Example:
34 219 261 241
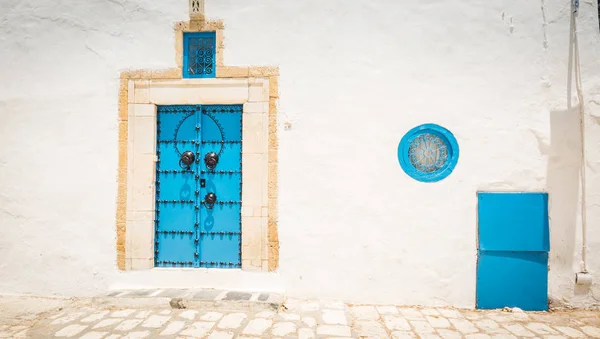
183 32 216 78
397 124 459 182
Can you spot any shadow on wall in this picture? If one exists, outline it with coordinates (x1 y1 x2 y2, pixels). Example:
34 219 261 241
545 107 583 301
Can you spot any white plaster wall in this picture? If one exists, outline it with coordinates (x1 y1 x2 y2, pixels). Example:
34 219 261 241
1 0 600 308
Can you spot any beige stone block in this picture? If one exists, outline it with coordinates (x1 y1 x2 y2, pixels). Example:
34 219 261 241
175 30 183 69
117 247 126 265
269 98 278 116
241 217 262 261
248 79 269 102
152 68 182 79
190 13 206 22
125 220 133 259
241 206 254 217
127 119 135 208
149 79 249 104
118 79 128 119
202 20 224 31
118 121 127 143
216 66 249 78
269 76 279 98
268 163 278 198
251 259 262 269
216 47 224 66
127 70 152 79
174 21 189 31
241 153 268 207
242 113 268 154
131 258 154 270
125 258 132 270
268 198 278 220
127 211 154 222
260 217 269 260
262 260 269 271
127 103 135 121
242 259 261 272
249 66 279 77
268 149 278 164
128 80 135 103
189 19 202 31
135 84 150 104
243 102 268 114
268 118 279 149
133 116 156 155
268 244 279 272
132 154 156 212
216 29 224 49
262 207 269 217
133 104 156 117
130 219 154 259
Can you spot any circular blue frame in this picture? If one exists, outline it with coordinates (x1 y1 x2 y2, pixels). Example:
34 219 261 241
397 123 459 183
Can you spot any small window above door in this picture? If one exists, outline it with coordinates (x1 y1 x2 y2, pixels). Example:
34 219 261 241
183 32 216 78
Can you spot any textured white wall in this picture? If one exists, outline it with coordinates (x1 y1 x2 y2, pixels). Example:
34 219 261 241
1 0 599 308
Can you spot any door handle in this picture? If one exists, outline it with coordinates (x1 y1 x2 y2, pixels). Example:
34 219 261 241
179 150 195 169
204 152 219 170
203 192 217 209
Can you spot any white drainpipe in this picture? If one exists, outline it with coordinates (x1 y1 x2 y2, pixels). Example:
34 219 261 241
569 0 592 285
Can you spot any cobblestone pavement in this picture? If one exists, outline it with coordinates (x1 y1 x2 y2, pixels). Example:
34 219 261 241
1 294 600 338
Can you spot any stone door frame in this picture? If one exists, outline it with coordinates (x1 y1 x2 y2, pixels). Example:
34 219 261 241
115 19 280 273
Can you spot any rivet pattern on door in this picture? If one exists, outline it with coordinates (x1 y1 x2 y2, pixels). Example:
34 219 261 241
154 105 242 268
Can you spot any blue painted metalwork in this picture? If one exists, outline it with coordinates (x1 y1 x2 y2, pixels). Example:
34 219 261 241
183 32 216 78
155 105 242 268
477 251 548 311
397 124 459 183
476 192 549 311
478 193 549 252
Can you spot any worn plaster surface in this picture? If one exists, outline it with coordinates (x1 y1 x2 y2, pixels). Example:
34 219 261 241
1 0 600 309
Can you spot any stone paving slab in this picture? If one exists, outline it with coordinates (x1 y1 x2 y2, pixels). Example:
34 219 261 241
105 288 283 303
2 294 600 338
99 288 284 313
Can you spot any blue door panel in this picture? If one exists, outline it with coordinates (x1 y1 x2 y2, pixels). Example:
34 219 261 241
478 192 549 252
476 192 549 311
199 234 241 267
155 104 242 268
155 234 197 264
203 174 242 201
201 106 242 141
476 250 548 311
156 105 199 141
200 206 241 232
200 144 242 171
157 204 196 232
156 173 197 200
157 144 200 171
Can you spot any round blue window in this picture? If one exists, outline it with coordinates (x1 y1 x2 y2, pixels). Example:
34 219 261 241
397 123 459 182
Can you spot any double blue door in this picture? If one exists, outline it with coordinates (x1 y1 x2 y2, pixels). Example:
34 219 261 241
154 105 242 268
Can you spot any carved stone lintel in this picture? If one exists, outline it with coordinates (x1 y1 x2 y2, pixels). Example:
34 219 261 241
189 0 205 20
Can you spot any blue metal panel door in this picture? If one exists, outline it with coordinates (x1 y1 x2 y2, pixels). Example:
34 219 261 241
155 105 242 268
476 192 549 311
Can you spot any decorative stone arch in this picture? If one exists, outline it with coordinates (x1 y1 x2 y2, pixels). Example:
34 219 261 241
115 4 279 272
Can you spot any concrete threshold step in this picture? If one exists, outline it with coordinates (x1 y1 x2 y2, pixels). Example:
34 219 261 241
94 288 283 312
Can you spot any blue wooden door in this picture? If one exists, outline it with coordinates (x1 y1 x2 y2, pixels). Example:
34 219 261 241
155 105 242 268
476 192 549 311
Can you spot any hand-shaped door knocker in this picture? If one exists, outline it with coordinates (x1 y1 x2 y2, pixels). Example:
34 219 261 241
179 150 195 169
204 192 217 209
204 152 219 170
